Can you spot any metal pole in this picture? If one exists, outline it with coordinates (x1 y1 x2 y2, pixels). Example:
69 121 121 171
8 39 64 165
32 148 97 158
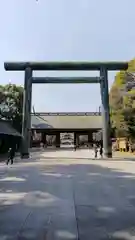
100 67 112 158
21 67 32 158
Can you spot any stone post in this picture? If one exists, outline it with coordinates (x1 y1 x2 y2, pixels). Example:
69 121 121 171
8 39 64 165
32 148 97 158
21 67 32 158
74 132 76 147
88 131 92 147
56 132 60 148
41 132 46 147
76 133 79 148
100 67 112 158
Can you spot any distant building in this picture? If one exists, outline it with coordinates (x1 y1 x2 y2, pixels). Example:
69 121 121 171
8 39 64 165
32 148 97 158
30 112 102 147
31 112 102 130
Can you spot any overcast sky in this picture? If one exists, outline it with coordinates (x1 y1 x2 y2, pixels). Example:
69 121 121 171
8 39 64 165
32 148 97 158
0 0 135 112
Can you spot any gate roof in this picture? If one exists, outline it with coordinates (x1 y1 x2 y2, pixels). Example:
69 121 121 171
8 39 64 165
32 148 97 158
31 112 102 130
0 120 21 137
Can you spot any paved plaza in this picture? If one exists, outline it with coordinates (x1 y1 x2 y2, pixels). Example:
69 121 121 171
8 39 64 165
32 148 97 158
1 149 135 239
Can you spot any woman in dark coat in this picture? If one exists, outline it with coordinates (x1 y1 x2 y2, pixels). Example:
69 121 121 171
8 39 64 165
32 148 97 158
99 145 103 158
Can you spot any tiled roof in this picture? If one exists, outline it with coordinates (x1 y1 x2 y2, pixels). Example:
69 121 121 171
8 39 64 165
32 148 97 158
0 120 21 136
31 112 102 130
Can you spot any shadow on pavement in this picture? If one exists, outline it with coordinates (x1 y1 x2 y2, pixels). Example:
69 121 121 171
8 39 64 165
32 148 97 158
33 150 135 161
1 156 135 239
31 146 92 153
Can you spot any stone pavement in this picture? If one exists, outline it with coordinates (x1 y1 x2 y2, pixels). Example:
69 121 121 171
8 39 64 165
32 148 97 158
1 149 135 239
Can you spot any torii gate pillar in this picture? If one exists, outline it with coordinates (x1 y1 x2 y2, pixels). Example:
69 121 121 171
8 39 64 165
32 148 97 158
21 67 32 158
100 67 112 158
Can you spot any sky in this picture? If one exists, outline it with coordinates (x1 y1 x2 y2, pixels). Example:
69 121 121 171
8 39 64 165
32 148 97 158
0 0 135 112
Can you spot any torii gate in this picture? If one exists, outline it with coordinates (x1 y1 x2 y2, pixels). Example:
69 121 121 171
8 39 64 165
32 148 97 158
4 61 128 158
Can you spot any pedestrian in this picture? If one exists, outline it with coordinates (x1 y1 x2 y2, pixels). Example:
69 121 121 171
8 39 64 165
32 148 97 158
7 144 16 165
93 143 98 158
99 145 103 158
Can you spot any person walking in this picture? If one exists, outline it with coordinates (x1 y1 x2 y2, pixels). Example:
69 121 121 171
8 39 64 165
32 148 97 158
7 144 16 165
99 144 103 158
93 143 98 158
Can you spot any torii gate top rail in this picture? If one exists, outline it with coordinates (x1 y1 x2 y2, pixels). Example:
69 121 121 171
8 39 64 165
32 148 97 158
4 61 128 71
